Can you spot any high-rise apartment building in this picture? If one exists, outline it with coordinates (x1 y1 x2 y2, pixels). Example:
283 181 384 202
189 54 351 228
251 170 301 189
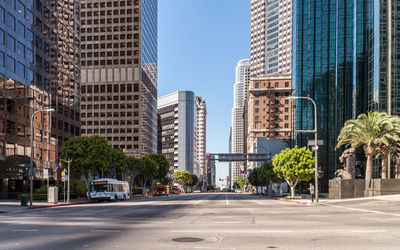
295 0 400 188
248 0 293 168
80 0 158 156
250 0 292 76
230 59 250 186
0 0 80 196
158 91 196 173
195 96 206 183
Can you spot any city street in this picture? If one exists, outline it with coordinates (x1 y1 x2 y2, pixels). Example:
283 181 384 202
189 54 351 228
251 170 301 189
1 193 400 249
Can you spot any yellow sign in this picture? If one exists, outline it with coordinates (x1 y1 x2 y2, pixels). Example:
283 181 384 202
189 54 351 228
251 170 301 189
61 171 65 177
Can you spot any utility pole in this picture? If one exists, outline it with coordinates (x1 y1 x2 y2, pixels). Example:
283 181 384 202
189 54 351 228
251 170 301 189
60 159 72 203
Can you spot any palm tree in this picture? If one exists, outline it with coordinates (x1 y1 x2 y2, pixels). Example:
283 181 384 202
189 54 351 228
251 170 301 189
335 111 400 180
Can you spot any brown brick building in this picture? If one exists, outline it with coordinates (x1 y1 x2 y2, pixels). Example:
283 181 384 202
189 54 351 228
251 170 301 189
247 74 294 153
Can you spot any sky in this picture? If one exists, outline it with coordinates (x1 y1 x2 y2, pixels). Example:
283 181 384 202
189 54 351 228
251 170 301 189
158 0 251 187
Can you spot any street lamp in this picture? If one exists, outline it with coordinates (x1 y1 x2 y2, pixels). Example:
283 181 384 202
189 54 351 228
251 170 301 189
287 96 319 202
29 108 55 206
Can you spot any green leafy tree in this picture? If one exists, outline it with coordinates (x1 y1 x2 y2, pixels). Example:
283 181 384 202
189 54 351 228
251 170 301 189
126 157 140 190
335 111 400 179
135 155 157 196
60 136 113 192
261 162 284 196
146 154 170 181
236 176 244 191
272 146 314 197
191 174 198 187
108 148 128 180
173 170 192 193
248 169 259 187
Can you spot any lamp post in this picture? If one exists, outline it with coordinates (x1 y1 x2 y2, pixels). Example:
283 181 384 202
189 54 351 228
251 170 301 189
29 108 55 206
60 158 72 203
287 96 319 202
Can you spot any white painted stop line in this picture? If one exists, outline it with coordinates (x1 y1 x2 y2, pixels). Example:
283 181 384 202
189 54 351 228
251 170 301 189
90 230 121 233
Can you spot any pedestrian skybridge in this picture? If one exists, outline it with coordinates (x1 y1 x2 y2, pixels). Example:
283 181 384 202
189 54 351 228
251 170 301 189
210 153 270 162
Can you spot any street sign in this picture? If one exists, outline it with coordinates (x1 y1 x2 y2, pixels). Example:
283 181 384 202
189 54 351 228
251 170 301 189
43 169 48 179
308 140 324 146
61 176 65 182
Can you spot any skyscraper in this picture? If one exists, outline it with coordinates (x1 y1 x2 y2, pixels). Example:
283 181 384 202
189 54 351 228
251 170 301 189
158 91 196 173
195 96 207 184
231 59 250 187
80 0 158 157
0 0 80 189
250 0 292 76
295 0 400 187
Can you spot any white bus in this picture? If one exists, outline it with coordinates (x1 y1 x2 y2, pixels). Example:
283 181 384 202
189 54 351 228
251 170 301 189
89 178 130 201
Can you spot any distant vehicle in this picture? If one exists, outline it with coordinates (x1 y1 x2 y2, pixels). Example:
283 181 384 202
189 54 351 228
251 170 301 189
235 190 241 193
170 186 181 194
154 185 170 196
89 178 130 201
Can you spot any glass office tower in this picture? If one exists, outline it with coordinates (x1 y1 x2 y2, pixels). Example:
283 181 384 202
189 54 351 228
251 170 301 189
295 0 399 188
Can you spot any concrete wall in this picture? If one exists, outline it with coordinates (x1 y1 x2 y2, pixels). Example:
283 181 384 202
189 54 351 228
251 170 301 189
330 179 400 199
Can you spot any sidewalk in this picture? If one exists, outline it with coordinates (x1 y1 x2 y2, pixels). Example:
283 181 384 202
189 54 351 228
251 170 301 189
0 198 89 213
0 196 155 213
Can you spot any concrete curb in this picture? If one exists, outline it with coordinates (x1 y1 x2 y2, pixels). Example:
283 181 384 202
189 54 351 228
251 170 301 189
27 196 155 210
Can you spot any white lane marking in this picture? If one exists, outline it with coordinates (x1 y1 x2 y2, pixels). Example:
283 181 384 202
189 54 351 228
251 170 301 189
359 217 380 220
12 229 38 232
351 230 387 233
377 218 400 221
195 247 236 250
90 230 121 233
261 230 293 233
225 195 229 205
170 230 201 233
216 221 241 224
251 200 263 205
327 204 400 217
193 196 208 206
308 215 328 218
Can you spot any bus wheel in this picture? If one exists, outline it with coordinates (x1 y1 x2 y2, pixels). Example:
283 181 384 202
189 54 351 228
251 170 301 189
114 195 118 201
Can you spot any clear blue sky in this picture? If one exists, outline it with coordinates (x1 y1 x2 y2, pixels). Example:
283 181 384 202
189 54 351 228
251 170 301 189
158 0 250 187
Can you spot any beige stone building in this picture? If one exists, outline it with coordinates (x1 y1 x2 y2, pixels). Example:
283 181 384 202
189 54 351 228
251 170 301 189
80 0 158 156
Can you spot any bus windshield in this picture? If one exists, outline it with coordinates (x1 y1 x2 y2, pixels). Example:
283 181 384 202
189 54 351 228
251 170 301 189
91 184 110 192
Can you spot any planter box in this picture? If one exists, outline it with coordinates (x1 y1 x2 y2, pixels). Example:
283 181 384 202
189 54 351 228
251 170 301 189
365 179 400 197
329 179 365 199
330 179 400 198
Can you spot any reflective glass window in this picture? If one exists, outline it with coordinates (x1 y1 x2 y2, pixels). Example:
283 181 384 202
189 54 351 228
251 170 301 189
16 21 24 38
25 10 33 25
7 0 15 9
16 61 24 77
16 1 24 16
26 48 33 63
0 51 4 66
6 34 15 51
6 56 15 72
0 29 4 44
26 29 33 45
16 42 24 57
26 68 33 82
6 13 15 30
0 7 4 23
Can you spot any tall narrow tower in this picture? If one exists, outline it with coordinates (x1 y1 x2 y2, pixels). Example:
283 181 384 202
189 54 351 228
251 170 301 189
230 59 250 187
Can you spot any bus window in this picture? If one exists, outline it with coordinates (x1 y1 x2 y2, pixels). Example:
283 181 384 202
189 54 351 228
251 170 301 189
91 184 109 192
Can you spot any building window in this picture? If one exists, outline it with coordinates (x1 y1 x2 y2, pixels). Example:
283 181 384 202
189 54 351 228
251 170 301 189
6 56 15 72
6 13 15 30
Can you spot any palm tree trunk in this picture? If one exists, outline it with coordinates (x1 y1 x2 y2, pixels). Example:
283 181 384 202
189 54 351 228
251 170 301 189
364 144 376 180
365 154 373 180
381 157 388 179
396 164 400 179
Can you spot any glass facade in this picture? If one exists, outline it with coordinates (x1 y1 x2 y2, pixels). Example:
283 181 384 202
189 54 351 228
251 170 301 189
295 0 400 186
0 0 80 184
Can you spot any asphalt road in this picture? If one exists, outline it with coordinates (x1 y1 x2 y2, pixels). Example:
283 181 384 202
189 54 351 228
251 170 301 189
1 193 400 250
